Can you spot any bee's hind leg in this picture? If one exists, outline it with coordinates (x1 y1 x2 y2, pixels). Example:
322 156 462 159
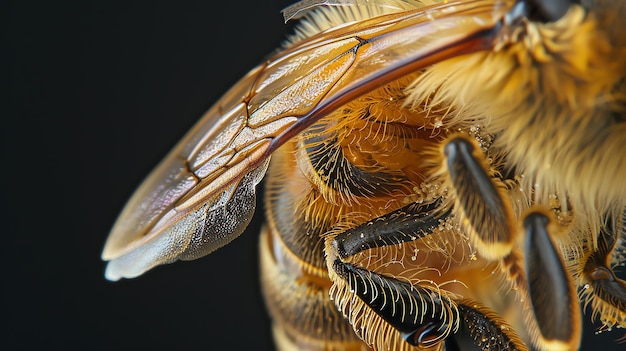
325 201 527 350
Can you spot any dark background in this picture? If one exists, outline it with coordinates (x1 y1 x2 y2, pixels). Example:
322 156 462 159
5 1 623 350
7 1 291 349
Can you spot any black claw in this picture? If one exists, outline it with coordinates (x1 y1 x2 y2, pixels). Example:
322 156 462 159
401 321 448 347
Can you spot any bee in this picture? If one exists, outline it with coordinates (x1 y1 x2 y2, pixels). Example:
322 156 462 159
102 0 626 350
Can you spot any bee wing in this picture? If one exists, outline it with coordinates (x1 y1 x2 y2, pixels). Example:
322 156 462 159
102 0 511 280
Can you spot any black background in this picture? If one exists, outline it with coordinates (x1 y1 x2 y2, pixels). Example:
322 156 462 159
5 1 623 350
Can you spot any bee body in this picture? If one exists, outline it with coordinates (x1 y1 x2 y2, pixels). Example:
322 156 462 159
103 1 626 350
262 74 446 349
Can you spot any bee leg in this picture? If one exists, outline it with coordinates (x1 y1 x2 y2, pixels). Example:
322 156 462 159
326 201 526 350
329 254 457 349
442 135 517 261
441 135 581 349
581 213 626 333
326 201 454 349
522 211 581 350
444 299 528 351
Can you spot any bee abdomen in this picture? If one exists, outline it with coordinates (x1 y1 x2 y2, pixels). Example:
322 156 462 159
259 225 367 350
